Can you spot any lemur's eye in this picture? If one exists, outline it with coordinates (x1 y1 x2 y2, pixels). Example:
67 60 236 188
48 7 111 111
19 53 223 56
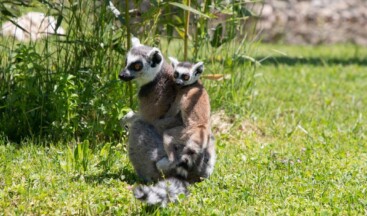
133 62 142 71
129 61 143 71
173 72 179 78
182 74 190 81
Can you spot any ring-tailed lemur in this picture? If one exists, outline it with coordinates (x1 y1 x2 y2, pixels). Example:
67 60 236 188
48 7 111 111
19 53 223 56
119 37 177 182
119 38 215 207
154 57 214 180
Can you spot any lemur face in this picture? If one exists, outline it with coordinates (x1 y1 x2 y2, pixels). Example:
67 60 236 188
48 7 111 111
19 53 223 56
169 57 204 87
119 38 163 86
173 141 203 178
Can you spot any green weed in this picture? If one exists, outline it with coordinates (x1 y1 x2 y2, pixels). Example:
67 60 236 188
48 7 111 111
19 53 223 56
0 0 256 143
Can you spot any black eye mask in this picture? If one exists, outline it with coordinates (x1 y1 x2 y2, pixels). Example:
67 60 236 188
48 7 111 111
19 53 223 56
182 74 190 81
128 61 143 71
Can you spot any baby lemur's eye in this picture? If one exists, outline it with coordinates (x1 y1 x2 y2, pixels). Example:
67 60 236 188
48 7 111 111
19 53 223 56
182 74 190 81
174 72 179 78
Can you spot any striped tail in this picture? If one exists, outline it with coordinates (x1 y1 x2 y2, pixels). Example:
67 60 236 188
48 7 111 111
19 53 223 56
133 177 189 207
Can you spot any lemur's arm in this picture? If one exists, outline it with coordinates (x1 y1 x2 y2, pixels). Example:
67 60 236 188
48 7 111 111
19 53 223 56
153 115 183 135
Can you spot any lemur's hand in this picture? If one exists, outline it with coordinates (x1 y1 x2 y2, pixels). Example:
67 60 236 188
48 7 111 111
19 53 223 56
120 111 137 128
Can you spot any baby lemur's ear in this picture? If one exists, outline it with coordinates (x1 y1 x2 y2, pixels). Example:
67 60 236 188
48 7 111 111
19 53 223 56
147 48 162 67
168 57 179 69
193 61 204 76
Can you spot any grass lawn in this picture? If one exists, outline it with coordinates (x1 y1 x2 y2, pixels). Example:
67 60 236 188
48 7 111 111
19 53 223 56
1 43 367 215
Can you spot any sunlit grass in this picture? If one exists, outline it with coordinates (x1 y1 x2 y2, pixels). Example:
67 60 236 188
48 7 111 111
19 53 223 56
1 43 366 214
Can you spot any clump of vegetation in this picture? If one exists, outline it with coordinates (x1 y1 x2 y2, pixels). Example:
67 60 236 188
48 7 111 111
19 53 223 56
0 0 258 143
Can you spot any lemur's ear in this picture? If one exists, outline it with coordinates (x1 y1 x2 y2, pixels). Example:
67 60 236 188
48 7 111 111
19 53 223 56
131 37 141 47
193 61 204 76
168 57 179 69
147 48 162 67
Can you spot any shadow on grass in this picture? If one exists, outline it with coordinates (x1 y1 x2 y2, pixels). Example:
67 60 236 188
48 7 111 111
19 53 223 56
82 167 139 185
257 56 367 66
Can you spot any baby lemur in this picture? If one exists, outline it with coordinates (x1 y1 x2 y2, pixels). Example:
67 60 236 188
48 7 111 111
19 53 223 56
154 57 212 178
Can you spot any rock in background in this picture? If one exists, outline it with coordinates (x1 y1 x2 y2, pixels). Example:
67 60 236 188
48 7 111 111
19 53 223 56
257 0 367 45
1 12 65 41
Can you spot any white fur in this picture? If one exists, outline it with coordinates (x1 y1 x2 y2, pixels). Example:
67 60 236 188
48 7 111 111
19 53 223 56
137 48 162 86
126 53 142 65
134 177 189 207
124 110 136 119
192 62 204 73
176 166 188 178
169 57 179 69
120 110 137 128
163 133 174 144
175 65 200 86
168 59 204 86
175 67 190 75
137 64 160 86
147 47 160 58
205 150 216 177
131 37 141 47
125 48 163 86
186 139 202 153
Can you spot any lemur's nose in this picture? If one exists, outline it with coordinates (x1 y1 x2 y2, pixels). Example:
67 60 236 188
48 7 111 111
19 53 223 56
119 69 134 81
178 158 189 169
175 80 184 86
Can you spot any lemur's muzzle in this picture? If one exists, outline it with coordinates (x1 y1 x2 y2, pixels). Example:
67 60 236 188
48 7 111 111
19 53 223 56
119 69 135 81
175 80 184 86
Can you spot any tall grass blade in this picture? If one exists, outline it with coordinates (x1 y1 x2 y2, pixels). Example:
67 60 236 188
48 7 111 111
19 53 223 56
169 2 212 18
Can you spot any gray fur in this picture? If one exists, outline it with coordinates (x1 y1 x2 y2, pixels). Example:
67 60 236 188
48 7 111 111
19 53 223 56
129 45 153 57
133 177 189 207
186 133 216 181
131 133 216 207
119 40 178 181
177 61 194 68
127 119 175 182
155 59 214 181
126 117 215 183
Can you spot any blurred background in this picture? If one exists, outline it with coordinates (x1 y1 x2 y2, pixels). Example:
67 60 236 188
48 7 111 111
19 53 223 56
258 0 367 45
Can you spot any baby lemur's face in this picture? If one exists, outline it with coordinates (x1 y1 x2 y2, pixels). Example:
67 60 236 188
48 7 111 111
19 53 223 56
169 57 204 87
173 141 202 170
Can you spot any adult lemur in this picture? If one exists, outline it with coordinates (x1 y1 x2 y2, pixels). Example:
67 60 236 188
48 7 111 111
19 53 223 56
119 38 215 206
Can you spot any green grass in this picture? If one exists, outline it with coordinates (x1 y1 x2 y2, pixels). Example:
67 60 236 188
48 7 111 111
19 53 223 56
1 43 367 215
